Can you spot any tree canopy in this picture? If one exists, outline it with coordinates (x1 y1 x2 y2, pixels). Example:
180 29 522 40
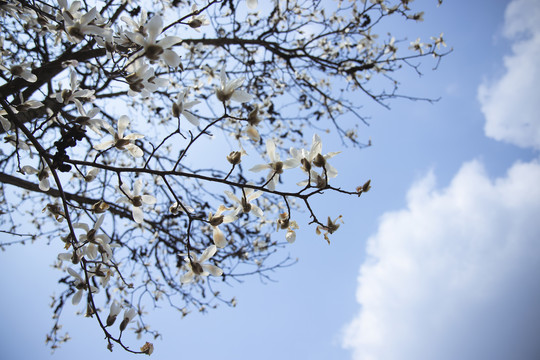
0 0 447 354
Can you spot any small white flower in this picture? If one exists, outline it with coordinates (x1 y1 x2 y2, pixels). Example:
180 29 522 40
125 59 168 97
119 308 137 332
181 245 223 284
215 64 253 103
172 90 200 126
8 62 37 82
106 301 122 327
127 15 182 67
225 188 264 218
74 104 105 135
53 70 95 107
188 5 210 31
117 179 157 224
94 116 144 158
208 205 236 248
73 215 112 261
67 267 98 305
84 167 99 182
290 134 340 186
249 139 298 190
21 163 50 191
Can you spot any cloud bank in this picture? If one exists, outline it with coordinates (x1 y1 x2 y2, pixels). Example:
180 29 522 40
342 159 540 360
344 1 540 359
478 0 540 149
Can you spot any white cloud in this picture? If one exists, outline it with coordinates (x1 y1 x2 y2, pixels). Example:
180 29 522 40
478 0 540 150
342 159 540 360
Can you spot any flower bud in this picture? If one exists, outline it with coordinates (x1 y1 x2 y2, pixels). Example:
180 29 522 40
313 153 326 168
140 342 154 355
227 151 242 165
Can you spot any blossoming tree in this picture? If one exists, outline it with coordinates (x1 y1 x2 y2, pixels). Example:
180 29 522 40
0 0 447 354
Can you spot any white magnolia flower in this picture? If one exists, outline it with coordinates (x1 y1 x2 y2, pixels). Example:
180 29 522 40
290 134 340 186
225 188 264 218
181 245 223 284
60 5 105 43
117 179 157 224
208 205 236 248
67 267 98 305
74 104 105 135
53 70 95 107
127 15 182 67
125 59 168 97
276 212 299 244
188 5 210 31
7 62 37 82
119 308 137 332
94 115 144 158
106 301 122 327
249 139 298 190
73 215 112 261
22 163 50 191
215 64 253 103
172 90 200 126
409 37 428 54
84 167 99 182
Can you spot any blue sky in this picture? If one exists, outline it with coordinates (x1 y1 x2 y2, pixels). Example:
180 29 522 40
1 0 540 359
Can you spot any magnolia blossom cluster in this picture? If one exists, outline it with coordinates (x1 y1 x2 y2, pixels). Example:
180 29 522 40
1 0 345 318
0 0 440 353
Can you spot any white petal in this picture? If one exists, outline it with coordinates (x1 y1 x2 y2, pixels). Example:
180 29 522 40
200 245 217 262
162 49 181 68
127 144 143 158
0 116 11 131
72 289 83 305
21 165 38 174
67 267 83 281
251 205 264 218
95 214 105 229
247 0 258 9
93 140 114 151
203 264 223 277
117 115 130 138
231 90 253 103
158 36 182 49
73 222 90 231
283 158 300 169
213 227 227 248
266 139 277 162
21 71 37 83
87 107 100 118
325 163 339 178
249 164 270 172
133 179 143 196
142 194 157 205
39 178 50 191
248 190 263 201
182 111 200 126
246 126 260 142
146 15 163 42
123 133 145 140
225 190 240 204
180 271 194 284
219 64 227 86
132 206 144 224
